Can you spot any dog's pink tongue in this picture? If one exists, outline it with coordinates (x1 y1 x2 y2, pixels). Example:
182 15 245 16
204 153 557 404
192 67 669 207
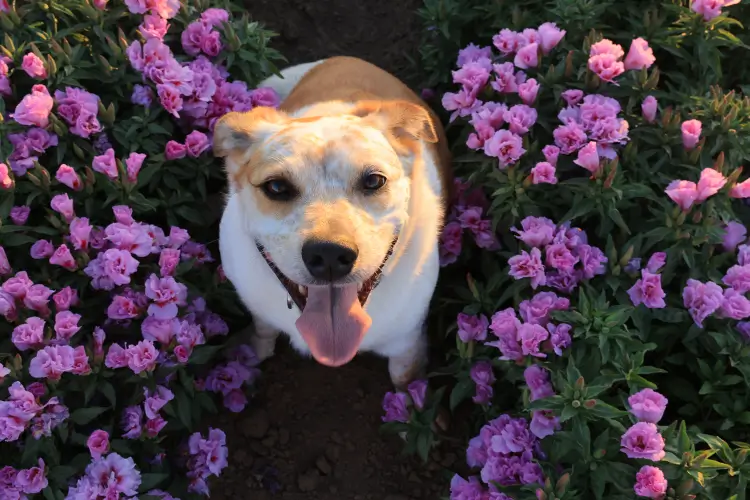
295 284 372 367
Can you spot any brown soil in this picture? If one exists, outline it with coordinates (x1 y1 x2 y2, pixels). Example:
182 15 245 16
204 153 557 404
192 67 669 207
212 2 456 498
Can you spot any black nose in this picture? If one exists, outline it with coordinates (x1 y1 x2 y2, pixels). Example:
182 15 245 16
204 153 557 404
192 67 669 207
301 239 358 281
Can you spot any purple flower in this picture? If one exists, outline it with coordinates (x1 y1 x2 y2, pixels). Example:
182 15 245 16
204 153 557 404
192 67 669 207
646 252 666 273
101 249 140 286
77 452 141 497
223 389 248 413
634 465 668 498
723 264 750 293
524 365 554 401
628 389 668 423
143 385 174 420
620 422 666 461
577 244 608 279
545 243 579 272
54 87 102 138
10 206 30 225
487 308 523 361
484 129 526 168
145 274 188 320
204 361 254 396
628 270 666 309
470 361 495 405
457 313 489 342
508 248 546 289
718 288 750 320
449 475 487 499
518 323 549 358
12 317 46 351
722 221 747 252
487 414 537 455
15 459 48 494
737 321 750 342
547 323 572 355
683 279 724 327
381 392 410 423
407 380 428 410
122 406 143 439
530 410 560 439
29 345 76 380
53 310 82 341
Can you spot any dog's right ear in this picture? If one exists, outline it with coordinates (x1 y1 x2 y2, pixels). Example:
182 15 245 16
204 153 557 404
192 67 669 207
212 107 288 164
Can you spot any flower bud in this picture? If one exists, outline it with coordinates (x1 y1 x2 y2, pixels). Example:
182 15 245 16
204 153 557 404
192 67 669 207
555 473 570 495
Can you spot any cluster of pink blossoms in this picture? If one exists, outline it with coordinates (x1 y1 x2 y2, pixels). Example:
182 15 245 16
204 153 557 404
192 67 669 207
439 178 500 265
126 7 279 130
587 37 655 84
666 164 750 211
120 385 174 441
0 381 68 443
624 389 670 498
691 0 741 21
65 452 141 499
627 252 667 309
509 216 607 292
185 428 229 496
0 459 49 498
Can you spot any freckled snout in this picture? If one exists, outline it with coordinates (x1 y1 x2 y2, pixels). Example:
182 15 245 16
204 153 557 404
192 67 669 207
301 238 359 281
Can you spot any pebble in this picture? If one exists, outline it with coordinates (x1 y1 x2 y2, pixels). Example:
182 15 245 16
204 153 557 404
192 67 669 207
316 456 332 475
279 428 290 445
240 409 270 439
297 469 320 492
325 443 341 462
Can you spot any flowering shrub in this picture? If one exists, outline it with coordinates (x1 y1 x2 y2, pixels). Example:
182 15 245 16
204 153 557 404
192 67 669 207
386 1 750 499
0 0 282 497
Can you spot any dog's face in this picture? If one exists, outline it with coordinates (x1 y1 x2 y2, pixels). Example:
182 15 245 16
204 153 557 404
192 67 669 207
213 101 438 308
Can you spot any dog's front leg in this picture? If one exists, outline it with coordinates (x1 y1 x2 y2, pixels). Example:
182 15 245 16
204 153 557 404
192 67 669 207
248 315 280 362
388 326 428 391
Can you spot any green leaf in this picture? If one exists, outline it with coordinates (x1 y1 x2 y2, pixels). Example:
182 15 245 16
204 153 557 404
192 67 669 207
416 430 432 462
138 473 170 492
188 344 224 365
175 389 193 430
449 378 474 411
588 400 628 419
99 381 117 407
560 405 578 422
70 407 108 425
698 434 734 463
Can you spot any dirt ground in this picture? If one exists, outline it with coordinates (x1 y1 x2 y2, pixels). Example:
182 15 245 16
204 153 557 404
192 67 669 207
211 1 456 498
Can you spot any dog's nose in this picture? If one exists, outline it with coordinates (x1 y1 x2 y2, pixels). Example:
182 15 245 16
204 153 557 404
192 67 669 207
301 239 358 281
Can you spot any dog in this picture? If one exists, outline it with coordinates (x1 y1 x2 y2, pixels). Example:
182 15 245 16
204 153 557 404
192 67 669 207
213 56 452 390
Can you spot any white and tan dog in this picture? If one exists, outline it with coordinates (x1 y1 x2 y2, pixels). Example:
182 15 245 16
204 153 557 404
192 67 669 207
213 56 452 389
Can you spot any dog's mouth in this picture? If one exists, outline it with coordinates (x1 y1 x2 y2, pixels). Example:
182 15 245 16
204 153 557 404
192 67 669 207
255 236 398 312
255 236 398 368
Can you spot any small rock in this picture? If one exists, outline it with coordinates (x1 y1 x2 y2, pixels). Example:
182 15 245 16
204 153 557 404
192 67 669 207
261 434 277 448
297 469 320 492
329 485 338 494
279 428 290 445
325 444 341 462
241 409 270 439
316 456 332 475
330 431 344 444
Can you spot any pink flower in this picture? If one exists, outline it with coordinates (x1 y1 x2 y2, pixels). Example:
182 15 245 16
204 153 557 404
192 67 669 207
457 43 493 67
524 365 555 400
165 140 187 160
145 415 168 437
145 274 188 319
665 180 699 211
0 246 9 276
107 296 141 320
452 61 491 94
723 264 750 293
113 206 135 225
159 248 181 276
561 89 584 107
545 243 579 273
92 0 108 9
148 0 180 18
53 311 81 341
54 87 102 138
105 343 129 369
691 0 739 21
624 38 656 71
490 62 521 94
101 249 140 286
250 87 280 108
144 385 174 420
484 129 526 168
15 459 48 494
504 104 538 135
719 288 750 320
442 88 482 122
2 271 32 299
628 389 668 423
125 340 159 374
125 152 146 182
537 22 566 54
30 240 54 260
456 313 489 342
92 148 119 180
0 290 18 321
590 39 625 58
518 78 540 105
642 96 658 123
0 163 12 189
573 141 601 174
181 20 213 56
696 168 727 201
492 29 519 55
512 216 556 247
407 380 428 410
588 53 625 83
634 465 668 499
23 284 53 316
201 7 230 26
681 119 702 150
124 0 148 13
646 252 667 273
21 53 47 79
519 292 570 325
531 161 557 184
185 130 210 157
439 221 463 266
87 430 110 459
518 323 549 358
12 317 46 351
12 85 53 127
621 422 666 461
53 287 78 311
722 221 747 252
139 13 169 40
553 121 588 154
120 406 143 439
470 361 495 404
82 452 142 497
508 247 546 289
49 244 77 271
530 410 560 439
514 42 539 69
51 194 75 222
683 279 724 327
29 345 76 380
730 178 750 198
69 217 92 251
56 164 82 190
157 84 184 118
72 345 91 375
542 145 560 166
628 270 666 309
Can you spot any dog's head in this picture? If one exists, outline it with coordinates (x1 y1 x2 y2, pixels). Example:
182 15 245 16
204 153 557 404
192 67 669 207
214 100 438 366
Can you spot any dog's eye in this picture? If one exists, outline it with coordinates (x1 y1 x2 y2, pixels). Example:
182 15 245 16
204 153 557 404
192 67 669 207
261 179 297 201
362 173 387 193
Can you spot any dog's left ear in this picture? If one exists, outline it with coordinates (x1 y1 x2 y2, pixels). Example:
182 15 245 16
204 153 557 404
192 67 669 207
352 100 439 145
212 107 288 159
